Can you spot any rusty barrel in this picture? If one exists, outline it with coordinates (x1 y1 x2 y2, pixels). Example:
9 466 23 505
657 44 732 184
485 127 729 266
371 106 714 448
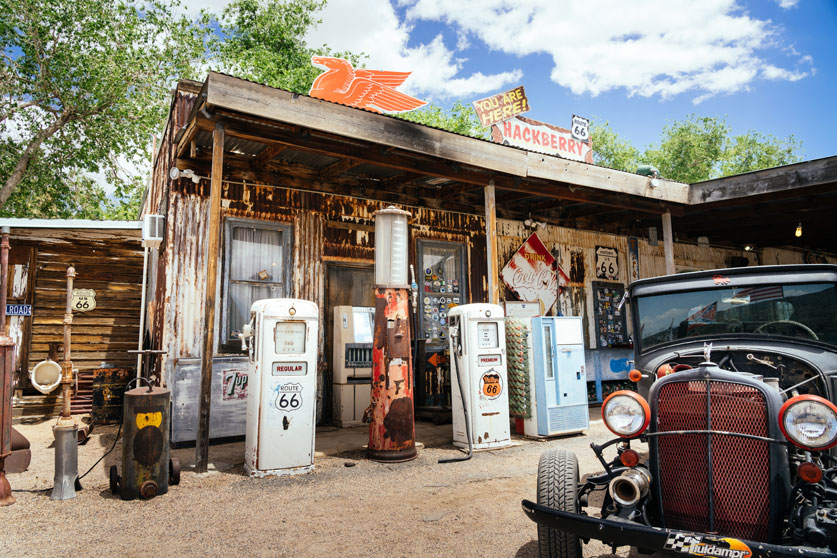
119 386 172 500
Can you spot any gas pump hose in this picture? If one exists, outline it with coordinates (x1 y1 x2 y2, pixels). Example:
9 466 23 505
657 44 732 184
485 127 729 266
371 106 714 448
439 330 473 464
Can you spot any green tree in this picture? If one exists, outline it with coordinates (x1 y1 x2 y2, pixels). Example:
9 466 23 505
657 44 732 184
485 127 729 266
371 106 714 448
645 115 728 183
720 131 802 177
590 115 803 183
208 0 485 139
590 121 640 172
398 101 487 138
0 0 203 218
207 0 363 94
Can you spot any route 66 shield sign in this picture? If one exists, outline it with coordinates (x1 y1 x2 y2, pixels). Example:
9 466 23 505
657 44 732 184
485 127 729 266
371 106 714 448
571 115 590 143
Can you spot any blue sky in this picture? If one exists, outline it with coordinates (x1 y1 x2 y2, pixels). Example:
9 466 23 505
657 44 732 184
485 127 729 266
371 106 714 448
192 0 836 161
296 0 837 161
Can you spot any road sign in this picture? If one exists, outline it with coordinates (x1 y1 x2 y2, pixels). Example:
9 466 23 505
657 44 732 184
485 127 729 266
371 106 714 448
6 304 32 316
71 289 97 312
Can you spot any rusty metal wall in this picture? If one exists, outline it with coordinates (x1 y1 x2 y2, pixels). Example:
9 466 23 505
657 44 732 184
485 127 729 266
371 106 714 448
159 194 209 385
154 176 489 395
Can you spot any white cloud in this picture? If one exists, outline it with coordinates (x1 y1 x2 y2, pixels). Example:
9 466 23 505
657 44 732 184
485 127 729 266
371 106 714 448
402 0 813 103
776 0 799 8
303 0 522 99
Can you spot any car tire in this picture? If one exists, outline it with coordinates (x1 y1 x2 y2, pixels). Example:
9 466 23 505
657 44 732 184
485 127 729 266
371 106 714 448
537 448 582 558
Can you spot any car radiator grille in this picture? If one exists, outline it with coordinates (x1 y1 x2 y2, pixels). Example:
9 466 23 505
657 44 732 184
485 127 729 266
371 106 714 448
656 380 771 542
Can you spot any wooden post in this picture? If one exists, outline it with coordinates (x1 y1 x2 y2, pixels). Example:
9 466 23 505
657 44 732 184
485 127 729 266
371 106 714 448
196 121 224 473
662 210 675 275
484 181 499 304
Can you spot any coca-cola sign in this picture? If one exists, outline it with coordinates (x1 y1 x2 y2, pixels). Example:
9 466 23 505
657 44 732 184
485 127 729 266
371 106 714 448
501 232 559 313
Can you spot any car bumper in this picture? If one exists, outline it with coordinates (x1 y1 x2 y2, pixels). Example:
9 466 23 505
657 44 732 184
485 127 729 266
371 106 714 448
521 500 834 558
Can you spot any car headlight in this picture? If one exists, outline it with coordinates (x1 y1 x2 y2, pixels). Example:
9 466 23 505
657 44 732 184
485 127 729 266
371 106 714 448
779 395 837 451
602 390 650 438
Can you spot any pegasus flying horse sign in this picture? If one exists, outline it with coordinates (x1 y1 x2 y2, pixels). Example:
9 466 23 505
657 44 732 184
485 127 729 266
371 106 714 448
308 56 427 114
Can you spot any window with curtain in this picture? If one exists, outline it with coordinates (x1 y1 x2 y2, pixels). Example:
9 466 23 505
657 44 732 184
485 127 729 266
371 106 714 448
224 220 290 346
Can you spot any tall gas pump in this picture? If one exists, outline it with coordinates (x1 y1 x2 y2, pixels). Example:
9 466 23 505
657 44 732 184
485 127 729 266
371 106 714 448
447 304 510 450
243 298 319 477
365 207 417 462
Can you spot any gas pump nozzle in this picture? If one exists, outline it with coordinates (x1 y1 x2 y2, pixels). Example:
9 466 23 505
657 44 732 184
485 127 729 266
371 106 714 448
409 265 418 312
239 320 254 352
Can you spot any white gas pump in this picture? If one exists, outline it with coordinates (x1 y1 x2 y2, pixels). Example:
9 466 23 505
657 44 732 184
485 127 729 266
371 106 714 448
447 304 511 451
243 298 319 477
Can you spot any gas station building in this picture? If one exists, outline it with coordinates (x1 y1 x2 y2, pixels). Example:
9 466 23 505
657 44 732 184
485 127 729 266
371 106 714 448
139 72 836 442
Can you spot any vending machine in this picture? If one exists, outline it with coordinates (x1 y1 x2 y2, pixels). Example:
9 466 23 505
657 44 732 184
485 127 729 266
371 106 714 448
243 298 319 477
525 316 588 437
332 306 374 427
447 303 510 450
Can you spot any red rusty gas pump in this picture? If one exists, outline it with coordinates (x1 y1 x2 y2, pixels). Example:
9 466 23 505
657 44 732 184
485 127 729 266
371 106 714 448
364 207 417 462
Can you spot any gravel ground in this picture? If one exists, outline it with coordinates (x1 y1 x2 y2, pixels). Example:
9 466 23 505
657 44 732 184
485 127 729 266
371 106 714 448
3 417 646 558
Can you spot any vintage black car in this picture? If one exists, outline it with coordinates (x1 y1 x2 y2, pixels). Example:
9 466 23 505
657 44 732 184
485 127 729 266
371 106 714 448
523 264 837 558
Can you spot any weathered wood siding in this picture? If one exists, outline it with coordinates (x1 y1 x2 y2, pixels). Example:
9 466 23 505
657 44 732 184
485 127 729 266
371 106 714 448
29 238 143 374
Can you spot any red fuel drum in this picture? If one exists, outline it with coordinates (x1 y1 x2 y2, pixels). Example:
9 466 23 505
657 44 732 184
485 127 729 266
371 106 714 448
112 386 178 500
366 288 417 462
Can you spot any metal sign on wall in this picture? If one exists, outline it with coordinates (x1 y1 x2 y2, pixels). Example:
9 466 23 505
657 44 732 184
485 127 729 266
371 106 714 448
595 246 619 280
6 304 31 316
472 86 530 128
71 288 97 312
492 116 594 163
501 232 558 312
628 237 640 283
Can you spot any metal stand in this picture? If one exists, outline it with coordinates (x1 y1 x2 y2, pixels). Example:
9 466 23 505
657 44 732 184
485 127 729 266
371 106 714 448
0 228 15 505
51 424 78 500
51 266 78 500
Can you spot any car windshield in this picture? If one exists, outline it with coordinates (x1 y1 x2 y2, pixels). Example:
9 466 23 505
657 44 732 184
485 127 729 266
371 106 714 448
635 282 837 352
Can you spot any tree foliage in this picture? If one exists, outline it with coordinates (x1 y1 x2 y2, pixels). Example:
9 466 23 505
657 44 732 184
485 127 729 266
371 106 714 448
0 0 203 218
589 121 640 173
591 115 803 183
397 101 487 139
206 0 363 94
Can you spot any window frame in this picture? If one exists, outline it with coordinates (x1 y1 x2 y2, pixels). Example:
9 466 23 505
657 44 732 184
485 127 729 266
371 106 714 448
415 238 468 343
220 217 293 352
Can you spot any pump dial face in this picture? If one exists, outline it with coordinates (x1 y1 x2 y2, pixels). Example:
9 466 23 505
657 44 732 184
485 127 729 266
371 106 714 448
477 322 499 349
274 321 307 354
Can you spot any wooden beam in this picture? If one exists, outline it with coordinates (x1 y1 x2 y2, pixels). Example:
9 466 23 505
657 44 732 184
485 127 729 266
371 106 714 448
253 143 288 166
689 156 837 205
196 121 224 473
175 118 199 159
526 151 691 205
662 211 675 275
319 158 361 179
